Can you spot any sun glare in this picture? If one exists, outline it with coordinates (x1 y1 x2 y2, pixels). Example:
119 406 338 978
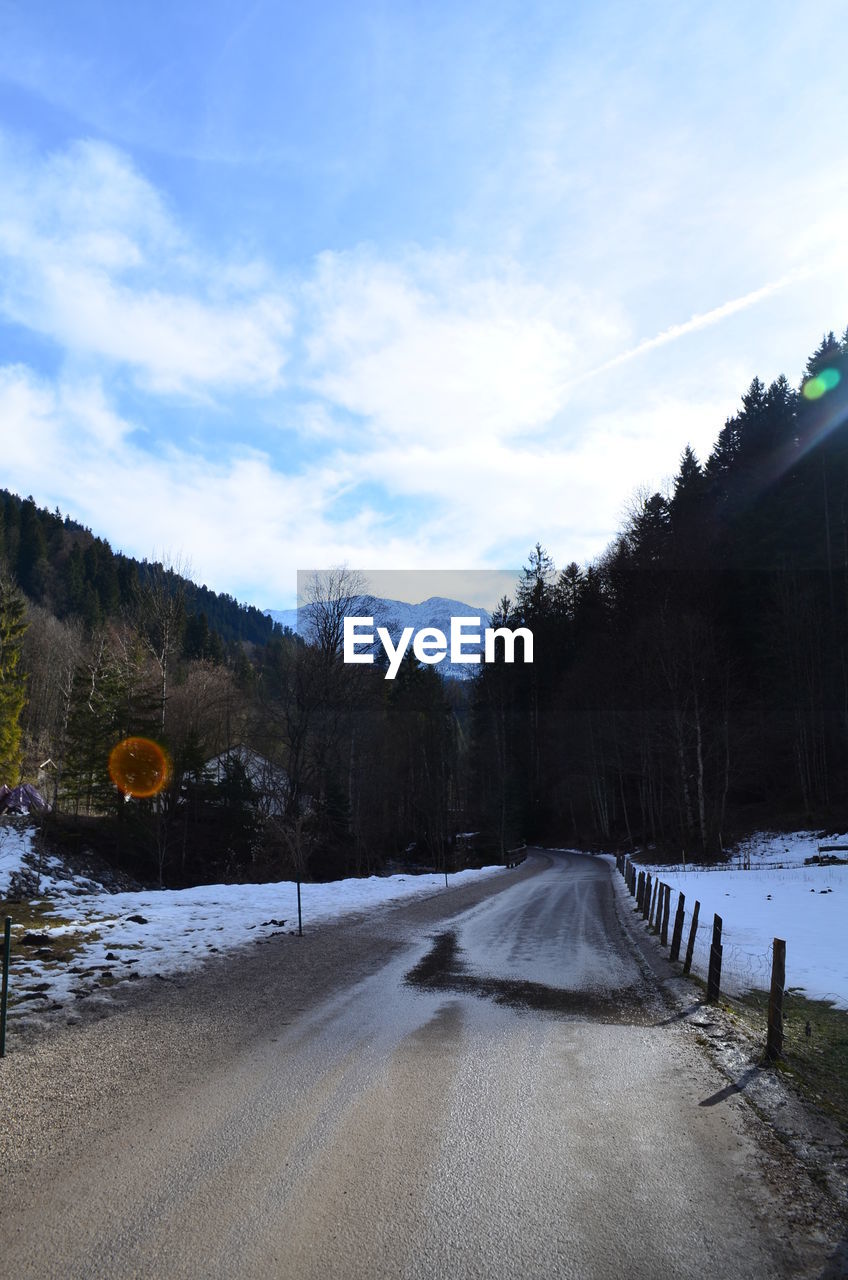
802 367 841 400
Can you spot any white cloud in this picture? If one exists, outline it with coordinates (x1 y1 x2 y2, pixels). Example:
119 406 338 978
0 364 431 605
3 130 845 608
333 390 736 567
0 137 292 394
303 249 614 445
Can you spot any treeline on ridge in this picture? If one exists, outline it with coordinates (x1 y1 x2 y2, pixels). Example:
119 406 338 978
472 329 848 858
0 489 278 650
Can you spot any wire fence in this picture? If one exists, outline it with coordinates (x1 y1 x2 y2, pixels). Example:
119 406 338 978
616 855 848 1126
617 854 846 1003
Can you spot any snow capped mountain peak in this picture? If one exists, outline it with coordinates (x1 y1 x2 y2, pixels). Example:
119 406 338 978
264 595 492 678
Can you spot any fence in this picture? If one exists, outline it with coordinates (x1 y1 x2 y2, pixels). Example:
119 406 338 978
505 844 527 869
615 855 787 1060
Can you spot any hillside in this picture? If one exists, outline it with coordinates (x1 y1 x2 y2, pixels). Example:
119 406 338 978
0 489 279 651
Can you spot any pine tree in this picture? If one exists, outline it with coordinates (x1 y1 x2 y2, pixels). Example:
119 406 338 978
670 445 706 526
804 332 842 381
515 543 556 621
16 498 48 600
61 629 158 815
0 572 28 784
555 562 584 622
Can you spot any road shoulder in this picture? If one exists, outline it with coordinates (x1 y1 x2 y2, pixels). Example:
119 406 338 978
0 855 547 1182
605 854 848 1266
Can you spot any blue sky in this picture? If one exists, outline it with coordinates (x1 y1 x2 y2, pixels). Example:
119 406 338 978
1 0 847 609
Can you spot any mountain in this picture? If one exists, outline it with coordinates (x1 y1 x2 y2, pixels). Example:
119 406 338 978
265 595 492 677
0 488 279 650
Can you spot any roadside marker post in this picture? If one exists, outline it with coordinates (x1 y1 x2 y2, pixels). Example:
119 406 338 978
1 915 11 1058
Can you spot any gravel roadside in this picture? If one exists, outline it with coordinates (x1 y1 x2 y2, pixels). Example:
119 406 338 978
0 854 547 1183
608 861 848 1270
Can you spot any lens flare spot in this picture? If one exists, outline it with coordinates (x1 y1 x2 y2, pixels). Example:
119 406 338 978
108 737 170 798
803 367 841 400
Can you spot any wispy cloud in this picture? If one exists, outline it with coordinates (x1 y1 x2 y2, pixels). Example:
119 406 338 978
0 364 364 602
0 116 845 606
0 137 292 395
303 248 620 446
0 355 733 606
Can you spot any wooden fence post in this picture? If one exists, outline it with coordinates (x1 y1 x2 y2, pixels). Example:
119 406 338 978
642 873 652 921
649 878 658 927
670 891 686 962
706 914 723 1002
765 938 786 1061
636 870 645 910
660 884 671 947
683 900 700 975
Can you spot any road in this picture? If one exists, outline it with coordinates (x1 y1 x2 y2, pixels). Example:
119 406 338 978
1 851 841 1278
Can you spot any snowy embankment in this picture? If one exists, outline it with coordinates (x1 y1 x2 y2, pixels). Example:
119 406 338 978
0 823 506 1021
641 832 848 1007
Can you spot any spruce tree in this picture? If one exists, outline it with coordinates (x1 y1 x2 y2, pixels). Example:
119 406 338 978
16 498 48 600
0 572 28 784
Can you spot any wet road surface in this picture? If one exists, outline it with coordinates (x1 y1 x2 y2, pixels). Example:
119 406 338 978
1 852 836 1278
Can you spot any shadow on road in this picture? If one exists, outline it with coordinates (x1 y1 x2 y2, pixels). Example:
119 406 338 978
405 930 656 1025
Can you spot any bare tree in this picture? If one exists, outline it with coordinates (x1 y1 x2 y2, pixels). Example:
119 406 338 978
20 605 84 791
300 567 370 657
132 554 189 736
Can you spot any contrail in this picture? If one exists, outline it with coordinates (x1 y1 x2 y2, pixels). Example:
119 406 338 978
584 268 810 382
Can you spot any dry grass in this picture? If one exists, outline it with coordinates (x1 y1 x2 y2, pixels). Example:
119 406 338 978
738 986 848 1132
0 897 100 1005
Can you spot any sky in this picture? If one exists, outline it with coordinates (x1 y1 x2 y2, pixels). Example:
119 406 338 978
1 0 847 610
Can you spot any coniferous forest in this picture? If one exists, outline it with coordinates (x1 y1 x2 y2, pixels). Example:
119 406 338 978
3 327 848 883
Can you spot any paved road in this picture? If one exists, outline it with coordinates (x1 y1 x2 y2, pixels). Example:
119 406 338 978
1 852 839 1277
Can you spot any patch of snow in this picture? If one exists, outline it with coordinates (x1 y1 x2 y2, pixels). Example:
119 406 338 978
2 823 508 1024
0 824 36 896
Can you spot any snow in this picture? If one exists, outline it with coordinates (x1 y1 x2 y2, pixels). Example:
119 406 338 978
0 824 42 895
6 820 846 1024
641 831 848 1007
0 822 507 1022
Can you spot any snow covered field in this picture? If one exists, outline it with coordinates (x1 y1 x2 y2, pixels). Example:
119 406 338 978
642 831 848 1007
0 823 506 1022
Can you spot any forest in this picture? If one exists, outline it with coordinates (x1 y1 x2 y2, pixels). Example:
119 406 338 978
2 326 848 884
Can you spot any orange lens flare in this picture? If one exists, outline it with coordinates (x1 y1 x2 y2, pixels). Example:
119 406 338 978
108 737 170 798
